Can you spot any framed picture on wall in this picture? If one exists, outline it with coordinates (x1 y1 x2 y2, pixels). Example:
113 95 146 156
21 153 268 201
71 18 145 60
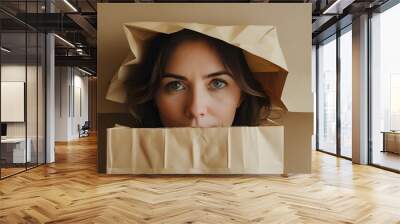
1 81 25 122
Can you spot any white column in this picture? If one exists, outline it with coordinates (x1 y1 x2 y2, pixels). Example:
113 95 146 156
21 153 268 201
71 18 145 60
46 32 55 163
352 14 369 164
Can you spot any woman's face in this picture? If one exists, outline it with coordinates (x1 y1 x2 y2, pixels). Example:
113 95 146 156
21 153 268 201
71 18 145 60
155 40 242 128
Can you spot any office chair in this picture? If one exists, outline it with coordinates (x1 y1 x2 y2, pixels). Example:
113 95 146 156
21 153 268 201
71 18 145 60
79 121 90 138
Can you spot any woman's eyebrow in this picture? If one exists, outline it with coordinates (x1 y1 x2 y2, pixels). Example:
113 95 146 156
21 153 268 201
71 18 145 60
162 71 231 80
206 71 232 78
162 73 187 80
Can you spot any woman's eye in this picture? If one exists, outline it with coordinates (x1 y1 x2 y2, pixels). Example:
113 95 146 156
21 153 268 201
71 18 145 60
165 81 185 92
210 79 227 89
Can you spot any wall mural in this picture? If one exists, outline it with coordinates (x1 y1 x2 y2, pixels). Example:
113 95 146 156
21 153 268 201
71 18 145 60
97 4 312 174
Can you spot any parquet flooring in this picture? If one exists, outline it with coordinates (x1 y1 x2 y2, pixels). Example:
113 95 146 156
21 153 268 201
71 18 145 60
1 134 400 223
1 167 26 178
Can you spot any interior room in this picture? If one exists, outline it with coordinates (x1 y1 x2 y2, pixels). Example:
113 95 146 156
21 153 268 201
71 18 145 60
0 0 399 223
1 27 46 178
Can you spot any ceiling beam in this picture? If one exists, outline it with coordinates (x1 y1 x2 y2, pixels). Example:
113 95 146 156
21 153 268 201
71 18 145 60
67 13 97 39
55 55 96 70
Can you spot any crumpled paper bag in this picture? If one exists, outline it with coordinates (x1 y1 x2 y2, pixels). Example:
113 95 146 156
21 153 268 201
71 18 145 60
107 126 284 174
105 21 289 111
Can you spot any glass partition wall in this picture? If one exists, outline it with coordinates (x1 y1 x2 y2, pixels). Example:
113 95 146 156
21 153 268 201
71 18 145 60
317 35 337 155
370 2 400 171
316 26 353 159
0 2 46 179
339 27 353 159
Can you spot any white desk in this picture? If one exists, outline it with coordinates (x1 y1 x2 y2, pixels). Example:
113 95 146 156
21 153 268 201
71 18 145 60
1 138 31 163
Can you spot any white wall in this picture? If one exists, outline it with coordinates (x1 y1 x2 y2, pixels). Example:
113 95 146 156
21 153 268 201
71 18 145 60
1 63 46 164
1 82 25 122
1 65 26 140
55 67 89 141
1 65 38 138
55 66 70 141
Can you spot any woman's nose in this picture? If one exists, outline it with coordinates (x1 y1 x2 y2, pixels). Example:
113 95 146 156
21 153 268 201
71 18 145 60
185 87 208 121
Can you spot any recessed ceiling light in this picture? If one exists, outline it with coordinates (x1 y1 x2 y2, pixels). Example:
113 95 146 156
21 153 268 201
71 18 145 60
322 0 352 15
54 34 75 48
1 47 11 53
323 1 340 14
63 0 78 12
77 67 94 76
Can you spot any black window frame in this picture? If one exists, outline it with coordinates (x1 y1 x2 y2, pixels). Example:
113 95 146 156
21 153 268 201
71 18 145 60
315 22 353 161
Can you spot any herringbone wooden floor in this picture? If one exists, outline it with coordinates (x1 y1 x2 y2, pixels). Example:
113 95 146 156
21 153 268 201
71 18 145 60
1 135 400 224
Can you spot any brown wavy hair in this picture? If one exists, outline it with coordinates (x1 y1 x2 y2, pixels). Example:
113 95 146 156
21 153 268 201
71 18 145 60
125 29 271 127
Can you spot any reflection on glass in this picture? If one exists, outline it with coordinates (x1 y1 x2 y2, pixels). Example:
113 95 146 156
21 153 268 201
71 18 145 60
1 31 28 177
371 3 400 171
340 28 352 158
0 1 46 178
318 36 337 154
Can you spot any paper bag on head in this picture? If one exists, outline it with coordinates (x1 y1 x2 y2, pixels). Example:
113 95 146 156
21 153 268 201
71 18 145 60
106 21 289 113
